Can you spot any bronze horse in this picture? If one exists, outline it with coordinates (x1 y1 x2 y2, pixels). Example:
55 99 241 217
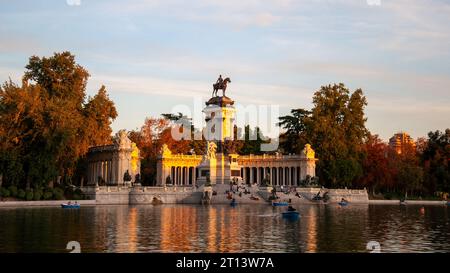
212 77 231 97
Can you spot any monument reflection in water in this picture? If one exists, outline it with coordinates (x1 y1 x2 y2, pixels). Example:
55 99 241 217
1 204 449 253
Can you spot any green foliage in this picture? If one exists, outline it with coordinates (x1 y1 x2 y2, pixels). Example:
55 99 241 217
0 187 10 198
238 126 269 155
17 189 26 199
52 188 65 200
279 83 368 188
33 189 43 200
43 191 53 200
278 109 310 154
25 191 34 201
8 185 18 197
421 129 450 194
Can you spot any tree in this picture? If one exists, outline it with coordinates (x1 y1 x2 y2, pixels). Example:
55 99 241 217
421 129 450 195
0 52 117 191
278 109 310 154
238 125 270 155
279 83 368 188
359 134 393 194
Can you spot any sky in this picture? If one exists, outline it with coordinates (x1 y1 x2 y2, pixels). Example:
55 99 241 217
0 0 449 141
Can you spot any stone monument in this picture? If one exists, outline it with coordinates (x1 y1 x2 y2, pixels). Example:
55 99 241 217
196 75 236 185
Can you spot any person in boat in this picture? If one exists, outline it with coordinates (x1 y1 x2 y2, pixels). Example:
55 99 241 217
68 201 72 205
341 198 347 203
287 205 296 212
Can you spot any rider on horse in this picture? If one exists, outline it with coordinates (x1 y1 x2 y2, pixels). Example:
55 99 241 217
212 75 231 97
216 75 223 86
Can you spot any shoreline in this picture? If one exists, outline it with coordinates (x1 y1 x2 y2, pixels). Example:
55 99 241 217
0 200 96 207
0 199 448 207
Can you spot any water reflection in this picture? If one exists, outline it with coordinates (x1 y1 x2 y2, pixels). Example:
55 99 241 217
0 204 449 253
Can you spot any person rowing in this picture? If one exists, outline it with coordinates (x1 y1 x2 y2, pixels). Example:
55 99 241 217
287 205 296 212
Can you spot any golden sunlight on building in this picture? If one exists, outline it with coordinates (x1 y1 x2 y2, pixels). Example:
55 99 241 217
389 132 416 155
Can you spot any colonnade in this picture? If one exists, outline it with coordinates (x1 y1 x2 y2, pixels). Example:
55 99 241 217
240 166 301 186
88 159 115 185
167 166 197 186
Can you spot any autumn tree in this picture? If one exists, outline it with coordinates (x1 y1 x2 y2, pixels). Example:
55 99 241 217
358 134 392 194
0 52 117 191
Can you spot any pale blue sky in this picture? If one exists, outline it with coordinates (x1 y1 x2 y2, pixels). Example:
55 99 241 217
1 0 449 141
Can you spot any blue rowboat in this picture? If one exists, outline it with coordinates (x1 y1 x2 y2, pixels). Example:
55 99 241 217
338 201 348 206
61 203 80 209
230 200 237 207
282 211 300 220
272 202 289 207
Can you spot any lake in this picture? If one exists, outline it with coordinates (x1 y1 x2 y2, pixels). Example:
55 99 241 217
0 204 449 253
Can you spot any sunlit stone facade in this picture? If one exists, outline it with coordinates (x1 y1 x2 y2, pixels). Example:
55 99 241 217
86 130 141 186
156 95 317 187
156 144 317 187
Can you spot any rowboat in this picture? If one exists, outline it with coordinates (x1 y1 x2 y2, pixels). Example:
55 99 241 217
272 202 289 207
282 211 300 220
230 199 237 207
61 203 80 209
338 201 348 206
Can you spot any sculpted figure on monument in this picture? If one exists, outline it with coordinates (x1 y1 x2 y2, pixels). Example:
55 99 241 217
115 129 131 149
206 141 217 159
160 144 172 157
301 144 315 159
212 75 231 97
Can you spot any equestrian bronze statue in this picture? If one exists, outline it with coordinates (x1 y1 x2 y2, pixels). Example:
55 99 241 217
212 75 231 97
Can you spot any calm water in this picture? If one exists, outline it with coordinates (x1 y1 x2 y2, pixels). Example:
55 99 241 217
0 204 449 253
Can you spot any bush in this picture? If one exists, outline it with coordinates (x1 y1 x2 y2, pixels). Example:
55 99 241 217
64 186 74 196
17 189 26 199
33 190 43 201
0 188 11 198
25 191 34 201
52 188 65 200
8 185 18 197
72 194 82 200
43 191 53 200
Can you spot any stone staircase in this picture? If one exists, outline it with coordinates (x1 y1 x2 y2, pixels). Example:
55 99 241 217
210 184 267 204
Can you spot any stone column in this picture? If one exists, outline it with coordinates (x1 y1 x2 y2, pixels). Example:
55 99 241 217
109 160 113 184
249 167 254 184
96 161 100 184
256 167 261 185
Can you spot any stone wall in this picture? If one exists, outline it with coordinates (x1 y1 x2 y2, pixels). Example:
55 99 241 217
82 185 370 204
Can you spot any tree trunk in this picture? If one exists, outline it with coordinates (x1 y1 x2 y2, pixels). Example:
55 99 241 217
80 177 84 188
0 173 3 188
26 175 31 190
